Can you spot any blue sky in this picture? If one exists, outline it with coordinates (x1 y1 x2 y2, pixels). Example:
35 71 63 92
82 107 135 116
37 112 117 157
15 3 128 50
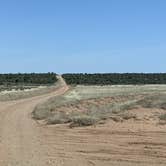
0 0 166 73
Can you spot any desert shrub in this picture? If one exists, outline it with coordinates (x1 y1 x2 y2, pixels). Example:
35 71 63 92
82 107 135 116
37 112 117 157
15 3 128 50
159 114 166 121
137 94 166 110
32 105 51 120
33 97 139 127
110 116 123 122
69 115 98 127
109 101 137 115
120 112 137 120
120 102 138 110
47 112 70 124
159 103 166 110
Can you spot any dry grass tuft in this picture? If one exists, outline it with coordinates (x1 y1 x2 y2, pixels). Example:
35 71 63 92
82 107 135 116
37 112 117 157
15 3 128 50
137 94 166 110
69 115 98 127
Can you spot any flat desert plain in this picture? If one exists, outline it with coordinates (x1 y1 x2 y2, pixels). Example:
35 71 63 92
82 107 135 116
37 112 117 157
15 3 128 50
0 78 166 165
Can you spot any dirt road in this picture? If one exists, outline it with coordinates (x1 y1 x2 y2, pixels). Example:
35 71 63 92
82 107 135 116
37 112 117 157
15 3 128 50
0 76 69 166
0 77 166 166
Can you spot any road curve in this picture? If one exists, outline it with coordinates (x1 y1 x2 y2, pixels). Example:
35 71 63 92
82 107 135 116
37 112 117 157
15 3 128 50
0 76 69 166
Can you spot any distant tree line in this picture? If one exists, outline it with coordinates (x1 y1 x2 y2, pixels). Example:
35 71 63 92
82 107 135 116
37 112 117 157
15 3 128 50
62 73 166 85
0 73 57 85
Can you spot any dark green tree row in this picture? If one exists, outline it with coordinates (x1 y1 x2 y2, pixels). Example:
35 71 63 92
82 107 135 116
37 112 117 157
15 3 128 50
0 73 57 85
62 73 166 85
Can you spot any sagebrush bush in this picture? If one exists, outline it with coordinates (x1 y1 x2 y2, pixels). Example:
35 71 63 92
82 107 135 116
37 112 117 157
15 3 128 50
69 115 98 127
137 94 166 110
159 114 166 121
32 106 51 120
47 112 70 124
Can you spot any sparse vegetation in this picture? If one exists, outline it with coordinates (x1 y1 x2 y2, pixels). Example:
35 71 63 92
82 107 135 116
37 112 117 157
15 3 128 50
119 112 137 120
33 84 166 127
0 85 61 101
69 115 98 127
47 112 70 125
0 85 33 92
158 113 166 125
0 75 62 101
33 88 141 127
136 94 166 110
159 113 166 121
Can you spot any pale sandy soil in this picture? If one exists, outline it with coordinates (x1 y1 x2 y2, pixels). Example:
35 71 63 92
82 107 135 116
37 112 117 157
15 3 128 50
39 108 166 166
0 86 47 94
0 78 166 166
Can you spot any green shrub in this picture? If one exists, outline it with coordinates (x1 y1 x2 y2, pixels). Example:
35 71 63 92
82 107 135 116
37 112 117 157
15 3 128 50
159 114 166 121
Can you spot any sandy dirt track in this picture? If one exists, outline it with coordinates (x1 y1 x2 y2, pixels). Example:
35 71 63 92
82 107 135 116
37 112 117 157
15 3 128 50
0 78 166 165
0 76 68 166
